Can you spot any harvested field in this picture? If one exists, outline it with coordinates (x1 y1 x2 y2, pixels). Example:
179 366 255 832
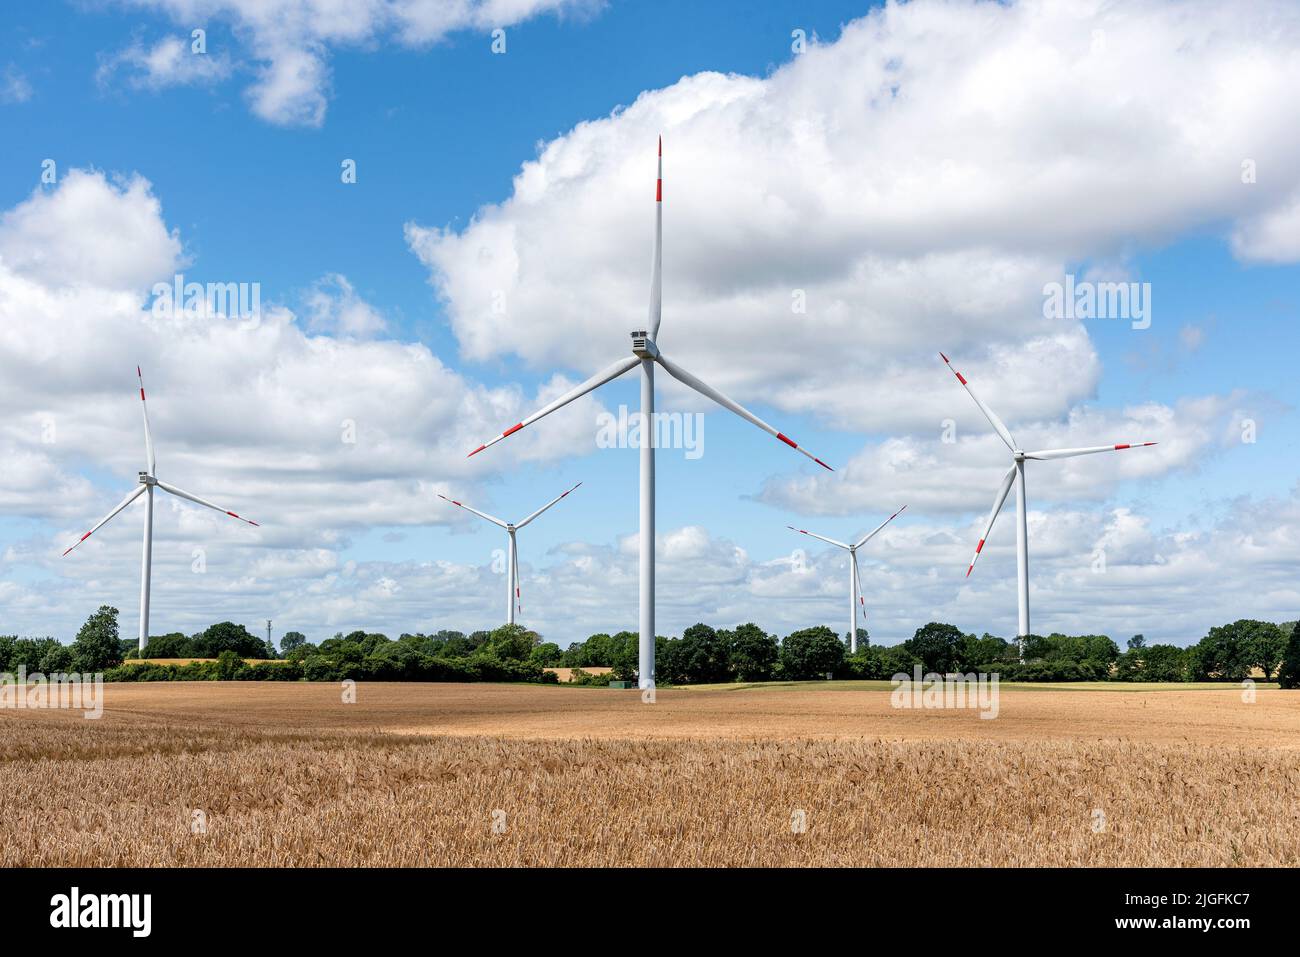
2 681 1298 866
544 666 613 683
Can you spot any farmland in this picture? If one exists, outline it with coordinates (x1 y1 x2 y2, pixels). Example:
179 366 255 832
2 681 1298 867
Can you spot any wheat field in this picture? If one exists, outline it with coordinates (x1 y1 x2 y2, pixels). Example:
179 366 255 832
2 681 1298 866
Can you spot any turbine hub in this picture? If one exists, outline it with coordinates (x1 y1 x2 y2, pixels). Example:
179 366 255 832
630 331 657 358
1013 450 1025 461
138 472 157 486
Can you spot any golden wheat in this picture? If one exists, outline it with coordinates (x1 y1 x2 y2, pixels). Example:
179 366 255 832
1 682 1297 866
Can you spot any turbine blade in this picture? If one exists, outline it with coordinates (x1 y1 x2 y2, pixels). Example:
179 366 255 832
1024 442 1158 461
851 550 867 619
513 546 522 615
62 485 147 556
854 504 907 549
156 480 259 526
785 526 849 549
467 355 639 457
137 366 156 474
516 481 582 529
649 135 663 340
940 352 1016 451
437 494 508 529
966 464 1017 577
657 353 833 470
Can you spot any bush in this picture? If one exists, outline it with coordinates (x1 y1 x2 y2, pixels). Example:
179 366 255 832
302 655 338 682
215 650 246 681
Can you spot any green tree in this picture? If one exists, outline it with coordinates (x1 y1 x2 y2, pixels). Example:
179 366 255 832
142 632 191 658
675 623 731 684
40 642 75 673
1128 634 1146 651
728 623 779 682
566 633 616 667
483 623 539 661
1142 644 1190 682
70 605 124 671
191 622 267 658
903 622 966 673
279 631 308 653
957 633 1012 671
608 631 640 681
1248 622 1287 680
5 638 62 670
1195 620 1273 681
1278 622 1300 690
780 626 845 680
529 641 564 667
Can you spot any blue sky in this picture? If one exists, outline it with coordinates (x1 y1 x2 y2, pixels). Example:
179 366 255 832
0 0 1297 647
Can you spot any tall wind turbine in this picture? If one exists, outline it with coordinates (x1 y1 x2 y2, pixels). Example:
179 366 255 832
438 482 582 624
786 505 906 653
466 139 833 688
62 368 260 651
940 352 1156 637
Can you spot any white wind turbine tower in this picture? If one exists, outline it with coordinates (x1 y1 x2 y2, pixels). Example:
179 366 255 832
786 505 906 653
63 368 260 652
466 139 833 688
438 482 582 624
940 352 1156 638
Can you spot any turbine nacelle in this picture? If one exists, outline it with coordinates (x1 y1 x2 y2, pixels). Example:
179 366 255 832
138 472 157 486
630 331 658 359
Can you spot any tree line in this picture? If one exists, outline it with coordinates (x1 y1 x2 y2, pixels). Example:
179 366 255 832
560 619 1300 685
3 607 1299 688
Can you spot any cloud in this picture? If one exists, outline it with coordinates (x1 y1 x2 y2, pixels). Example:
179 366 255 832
96 35 232 91
1232 191 1300 263
304 273 386 337
409 0 1300 435
0 169 614 640
5 1 1297 648
7 488 1299 646
0 170 184 292
110 0 604 126
760 392 1251 516
1 64 32 103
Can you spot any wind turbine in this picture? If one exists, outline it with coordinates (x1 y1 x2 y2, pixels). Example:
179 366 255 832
62 368 260 652
940 352 1156 637
786 505 906 653
438 482 582 624
466 139 833 688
